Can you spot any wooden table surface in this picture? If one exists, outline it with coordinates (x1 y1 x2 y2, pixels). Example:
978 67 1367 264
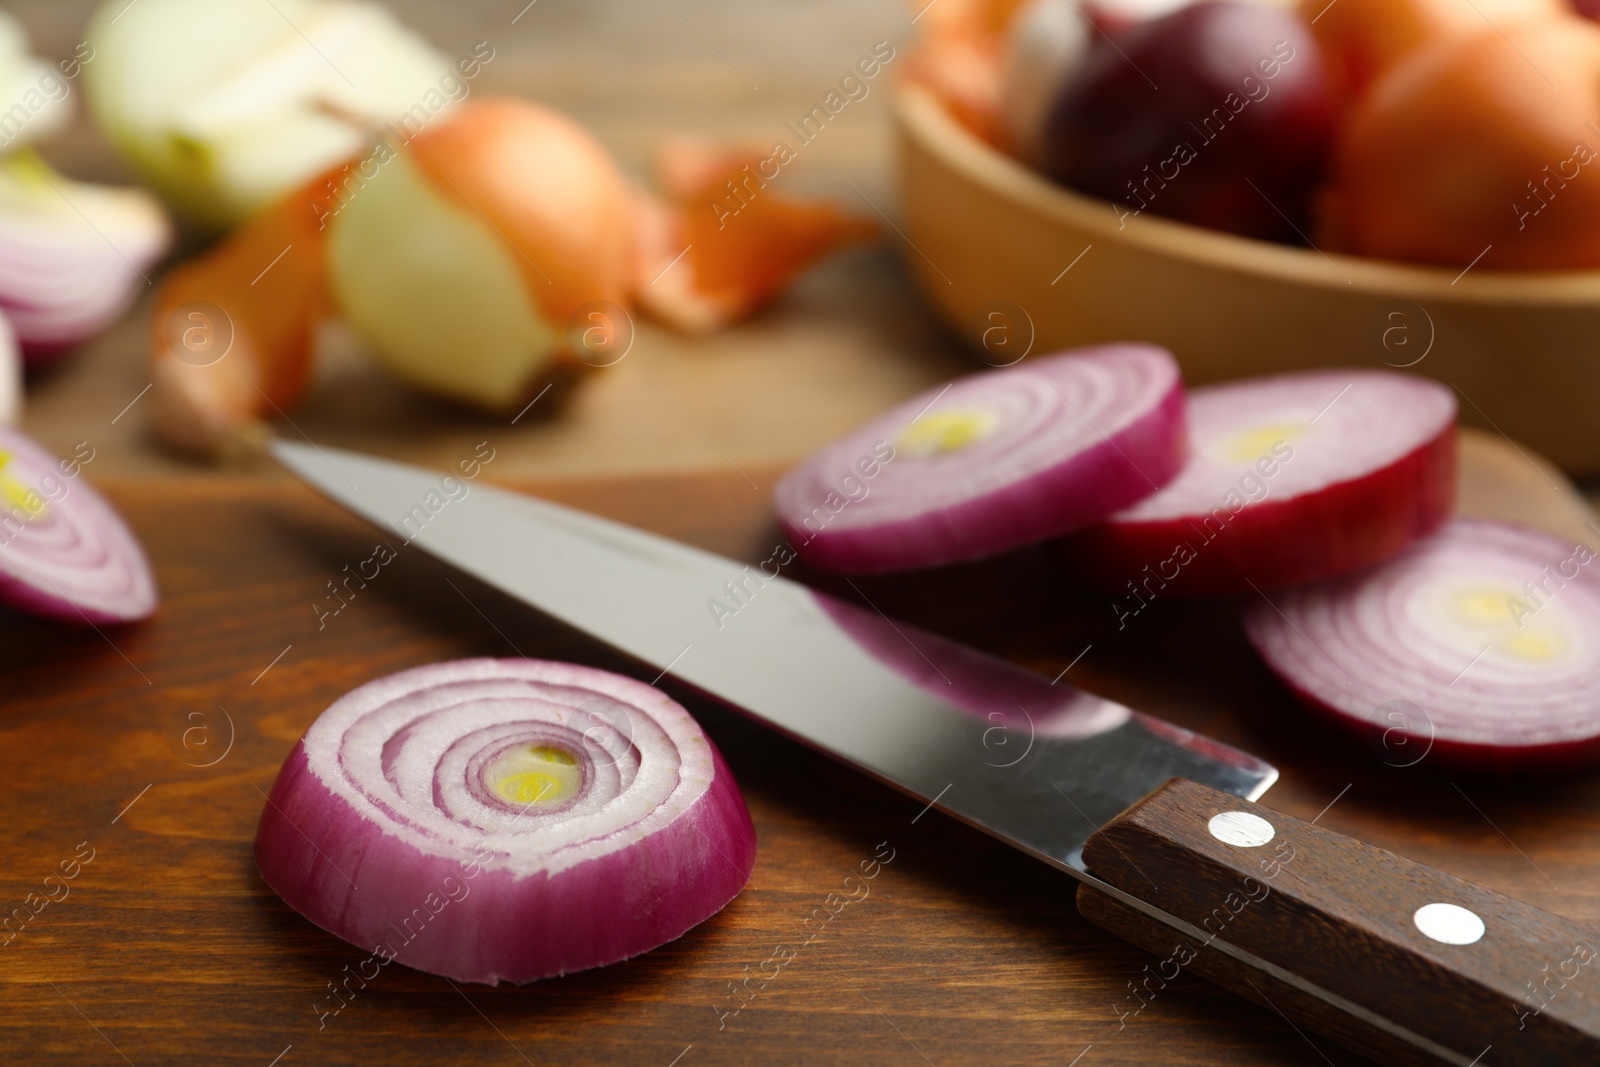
4 3 1600 1066
14 0 970 487
2 435 1599 1067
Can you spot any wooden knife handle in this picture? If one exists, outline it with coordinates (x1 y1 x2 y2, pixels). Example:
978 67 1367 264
1076 779 1599 1067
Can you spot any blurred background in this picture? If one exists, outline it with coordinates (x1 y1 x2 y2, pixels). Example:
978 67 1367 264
13 0 965 483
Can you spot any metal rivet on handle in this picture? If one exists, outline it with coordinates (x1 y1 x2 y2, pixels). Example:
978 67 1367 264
1208 811 1275 848
1413 903 1485 945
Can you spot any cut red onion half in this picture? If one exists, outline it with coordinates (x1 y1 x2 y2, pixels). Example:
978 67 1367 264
0 427 156 624
1246 518 1600 773
255 659 756 984
0 152 171 363
774 344 1186 573
1063 369 1456 594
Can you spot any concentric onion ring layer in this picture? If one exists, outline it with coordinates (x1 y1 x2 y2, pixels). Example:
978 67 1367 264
1114 369 1455 521
773 344 1186 571
0 427 156 622
1246 519 1600 749
307 659 712 877
787 345 1178 527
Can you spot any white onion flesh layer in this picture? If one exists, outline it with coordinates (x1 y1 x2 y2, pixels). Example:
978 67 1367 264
255 659 756 984
0 152 171 362
0 427 156 623
1245 518 1600 770
773 344 1186 572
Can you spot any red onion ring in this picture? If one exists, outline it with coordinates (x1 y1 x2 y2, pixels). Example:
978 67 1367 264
1064 369 1455 593
1245 518 1600 772
774 344 1186 572
0 427 156 624
254 659 756 984
0 154 171 364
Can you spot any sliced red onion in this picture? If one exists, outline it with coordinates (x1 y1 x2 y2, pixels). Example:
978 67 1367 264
254 658 756 984
1246 518 1600 772
0 427 156 623
774 344 1186 573
0 153 171 363
0 312 18 424
1063 369 1456 594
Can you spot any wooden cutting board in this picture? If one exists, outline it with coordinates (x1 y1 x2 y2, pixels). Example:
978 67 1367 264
2 430 1597 1067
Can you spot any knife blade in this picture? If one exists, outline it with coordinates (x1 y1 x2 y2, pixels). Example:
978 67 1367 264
272 440 1599 1067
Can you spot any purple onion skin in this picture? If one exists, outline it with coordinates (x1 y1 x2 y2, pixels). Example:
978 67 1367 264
18 338 89 368
256 739 755 984
1273 673 1600 777
1042 1 1334 242
783 355 1187 574
0 574 144 625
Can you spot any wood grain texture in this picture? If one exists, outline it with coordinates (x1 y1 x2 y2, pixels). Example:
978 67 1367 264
1078 780 1600 1066
0 450 1597 1067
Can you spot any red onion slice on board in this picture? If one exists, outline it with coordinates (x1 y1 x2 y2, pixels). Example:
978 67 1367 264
255 659 756 984
1246 518 1600 773
0 153 171 363
0 427 156 623
1063 369 1456 594
774 344 1186 573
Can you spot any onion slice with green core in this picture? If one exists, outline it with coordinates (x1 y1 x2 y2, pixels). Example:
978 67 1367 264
1063 369 1456 594
774 344 1186 573
254 658 755 984
1245 518 1600 773
0 427 156 624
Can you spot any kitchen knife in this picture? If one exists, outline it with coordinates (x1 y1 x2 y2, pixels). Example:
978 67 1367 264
272 440 1598 1066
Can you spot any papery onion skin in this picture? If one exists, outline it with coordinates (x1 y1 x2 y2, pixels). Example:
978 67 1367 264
1062 370 1457 594
150 166 333 458
633 137 878 336
254 659 756 984
406 98 633 325
1246 518 1600 774
0 427 156 624
775 344 1186 574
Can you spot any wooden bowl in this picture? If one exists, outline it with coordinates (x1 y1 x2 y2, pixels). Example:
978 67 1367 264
893 85 1600 475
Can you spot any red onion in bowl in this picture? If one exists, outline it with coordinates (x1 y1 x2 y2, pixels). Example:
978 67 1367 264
1245 518 1600 773
1063 369 1456 594
0 426 156 624
774 344 1186 573
255 658 756 984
